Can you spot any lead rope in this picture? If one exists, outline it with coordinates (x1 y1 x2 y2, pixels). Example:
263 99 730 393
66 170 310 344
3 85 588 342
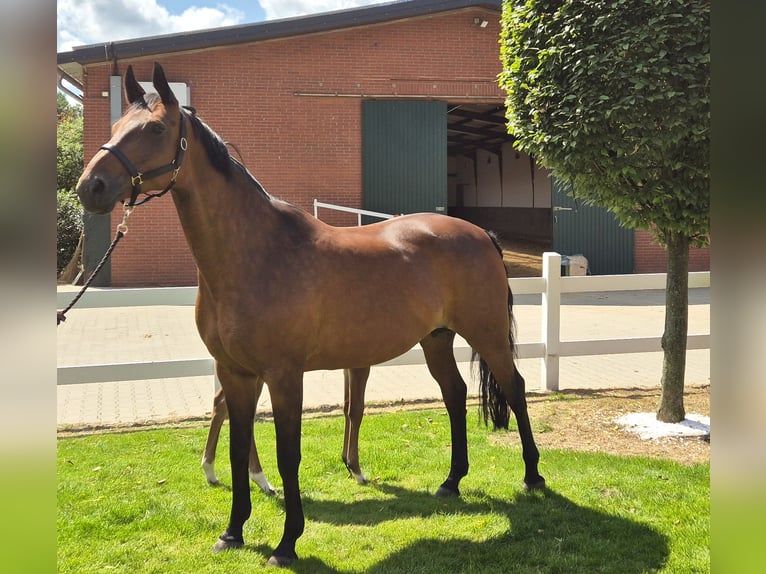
57 206 133 325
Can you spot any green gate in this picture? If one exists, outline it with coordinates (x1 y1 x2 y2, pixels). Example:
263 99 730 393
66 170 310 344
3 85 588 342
552 178 634 275
362 100 447 221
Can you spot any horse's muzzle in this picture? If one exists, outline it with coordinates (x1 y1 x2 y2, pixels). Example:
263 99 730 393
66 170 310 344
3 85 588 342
76 174 120 215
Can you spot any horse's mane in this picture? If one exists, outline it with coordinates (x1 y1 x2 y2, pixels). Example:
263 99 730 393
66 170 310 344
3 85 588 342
136 93 270 196
184 105 271 198
185 109 233 178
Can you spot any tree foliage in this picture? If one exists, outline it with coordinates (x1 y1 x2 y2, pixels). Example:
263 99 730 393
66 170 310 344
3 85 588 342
57 93 84 192
500 0 710 423
57 92 83 274
499 0 710 246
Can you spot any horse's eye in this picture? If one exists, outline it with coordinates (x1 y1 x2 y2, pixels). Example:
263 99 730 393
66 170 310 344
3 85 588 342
149 122 166 134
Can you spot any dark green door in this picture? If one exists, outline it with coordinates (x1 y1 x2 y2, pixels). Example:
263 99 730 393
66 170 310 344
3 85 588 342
552 178 634 275
362 101 447 221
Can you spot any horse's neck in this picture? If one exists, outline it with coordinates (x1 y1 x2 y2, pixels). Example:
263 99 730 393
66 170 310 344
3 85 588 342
170 161 310 289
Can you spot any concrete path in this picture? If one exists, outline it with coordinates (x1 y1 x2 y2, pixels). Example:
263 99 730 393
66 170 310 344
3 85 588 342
56 287 710 430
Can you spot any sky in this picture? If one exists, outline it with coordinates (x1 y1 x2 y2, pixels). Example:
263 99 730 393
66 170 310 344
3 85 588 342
57 0 394 53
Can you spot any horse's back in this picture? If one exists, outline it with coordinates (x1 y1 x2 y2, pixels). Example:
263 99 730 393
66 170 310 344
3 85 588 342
325 212 494 258
366 213 506 291
300 213 509 369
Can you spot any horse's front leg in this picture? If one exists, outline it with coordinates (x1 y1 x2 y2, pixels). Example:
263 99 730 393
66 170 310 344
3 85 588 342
202 381 276 493
342 367 370 484
265 369 305 567
212 364 257 553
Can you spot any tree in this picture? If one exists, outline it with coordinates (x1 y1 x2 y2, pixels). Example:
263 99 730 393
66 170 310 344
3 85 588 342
499 0 709 422
57 92 84 276
57 93 83 191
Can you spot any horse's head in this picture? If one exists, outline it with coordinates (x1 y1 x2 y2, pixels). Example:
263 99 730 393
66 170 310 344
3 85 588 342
76 62 186 214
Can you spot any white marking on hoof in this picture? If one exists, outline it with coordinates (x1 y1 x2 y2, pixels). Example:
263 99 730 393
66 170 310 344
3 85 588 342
202 459 218 485
250 471 276 495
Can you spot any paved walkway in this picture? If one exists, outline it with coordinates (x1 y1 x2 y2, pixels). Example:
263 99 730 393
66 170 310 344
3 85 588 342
56 287 710 430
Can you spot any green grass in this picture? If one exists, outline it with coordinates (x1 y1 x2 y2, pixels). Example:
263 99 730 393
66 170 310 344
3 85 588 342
58 409 709 573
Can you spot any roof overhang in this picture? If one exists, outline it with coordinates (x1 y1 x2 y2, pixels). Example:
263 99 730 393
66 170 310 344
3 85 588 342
57 0 501 90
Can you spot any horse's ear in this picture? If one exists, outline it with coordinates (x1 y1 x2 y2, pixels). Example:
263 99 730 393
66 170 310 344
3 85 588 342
152 62 177 106
124 65 145 104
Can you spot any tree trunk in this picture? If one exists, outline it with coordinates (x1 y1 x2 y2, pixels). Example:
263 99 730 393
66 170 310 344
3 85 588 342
58 231 83 284
657 231 690 423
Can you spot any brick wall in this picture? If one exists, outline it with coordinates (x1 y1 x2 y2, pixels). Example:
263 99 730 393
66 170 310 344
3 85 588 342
634 229 710 273
80 8 504 286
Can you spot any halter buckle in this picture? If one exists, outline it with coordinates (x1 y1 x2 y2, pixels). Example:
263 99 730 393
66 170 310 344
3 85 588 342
131 173 144 187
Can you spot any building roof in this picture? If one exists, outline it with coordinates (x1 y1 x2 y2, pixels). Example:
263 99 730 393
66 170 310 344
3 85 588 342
57 0 501 87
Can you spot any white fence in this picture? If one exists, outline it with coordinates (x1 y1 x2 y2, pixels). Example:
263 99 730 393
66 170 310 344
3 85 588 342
313 199 394 225
57 252 710 392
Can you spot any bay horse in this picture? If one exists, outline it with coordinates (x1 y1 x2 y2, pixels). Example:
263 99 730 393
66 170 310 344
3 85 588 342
202 367 371 491
76 62 544 567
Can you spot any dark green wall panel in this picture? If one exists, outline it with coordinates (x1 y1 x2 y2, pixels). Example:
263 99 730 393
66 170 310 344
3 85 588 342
552 178 634 275
362 100 447 220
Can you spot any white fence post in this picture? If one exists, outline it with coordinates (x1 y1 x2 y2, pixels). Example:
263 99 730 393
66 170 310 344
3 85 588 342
541 252 562 391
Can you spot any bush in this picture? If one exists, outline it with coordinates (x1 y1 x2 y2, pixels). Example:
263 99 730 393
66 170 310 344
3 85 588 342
57 189 83 274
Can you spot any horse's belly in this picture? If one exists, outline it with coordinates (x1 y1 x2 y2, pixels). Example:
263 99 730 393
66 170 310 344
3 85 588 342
303 338 419 371
304 312 436 371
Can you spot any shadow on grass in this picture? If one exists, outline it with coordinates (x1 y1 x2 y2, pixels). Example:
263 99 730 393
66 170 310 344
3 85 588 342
245 544 342 574
299 484 668 573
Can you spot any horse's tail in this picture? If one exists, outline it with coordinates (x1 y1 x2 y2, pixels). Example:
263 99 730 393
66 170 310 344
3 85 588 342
473 231 515 430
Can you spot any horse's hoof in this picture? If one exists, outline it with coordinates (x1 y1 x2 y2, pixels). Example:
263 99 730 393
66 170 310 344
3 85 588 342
267 554 297 568
435 485 459 497
202 461 218 485
344 459 368 485
212 534 244 553
250 472 277 496
436 476 461 497
256 483 278 496
523 476 546 491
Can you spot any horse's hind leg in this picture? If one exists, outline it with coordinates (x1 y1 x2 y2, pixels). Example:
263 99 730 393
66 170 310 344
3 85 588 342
507 369 545 490
342 367 370 484
202 388 227 485
474 343 545 491
420 330 469 497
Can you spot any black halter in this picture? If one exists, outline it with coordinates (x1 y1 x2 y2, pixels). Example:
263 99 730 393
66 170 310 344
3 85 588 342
100 110 188 207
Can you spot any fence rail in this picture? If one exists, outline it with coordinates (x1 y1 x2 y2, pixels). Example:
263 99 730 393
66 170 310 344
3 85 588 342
313 199 394 225
57 253 710 391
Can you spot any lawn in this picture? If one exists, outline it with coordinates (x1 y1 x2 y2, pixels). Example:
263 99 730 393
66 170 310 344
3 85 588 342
57 408 709 573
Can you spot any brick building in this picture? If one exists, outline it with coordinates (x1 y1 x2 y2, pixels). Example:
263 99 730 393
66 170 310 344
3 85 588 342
57 0 708 286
